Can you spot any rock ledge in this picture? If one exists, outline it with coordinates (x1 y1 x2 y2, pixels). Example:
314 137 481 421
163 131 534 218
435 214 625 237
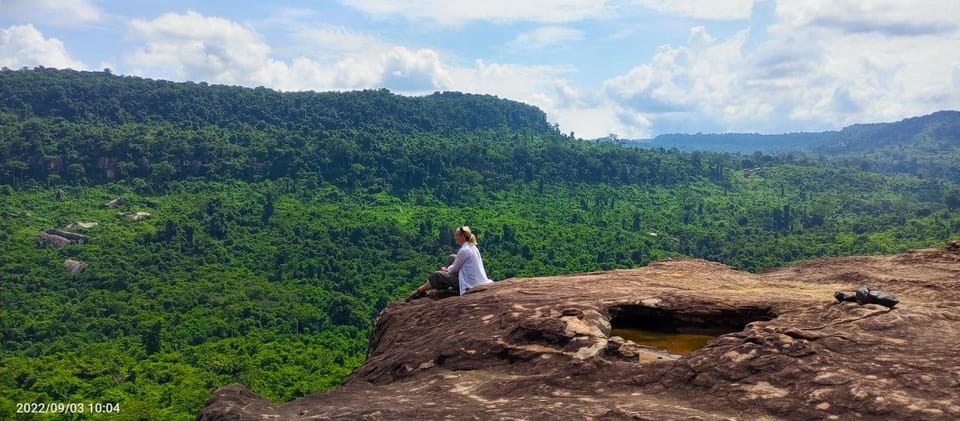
199 245 960 420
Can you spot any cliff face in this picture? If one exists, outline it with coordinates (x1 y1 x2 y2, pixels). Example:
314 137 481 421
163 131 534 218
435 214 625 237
198 245 960 420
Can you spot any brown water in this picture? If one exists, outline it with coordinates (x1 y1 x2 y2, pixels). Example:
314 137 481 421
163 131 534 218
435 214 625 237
610 328 720 355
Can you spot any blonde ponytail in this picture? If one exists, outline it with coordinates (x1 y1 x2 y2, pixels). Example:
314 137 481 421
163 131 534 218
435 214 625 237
458 226 478 245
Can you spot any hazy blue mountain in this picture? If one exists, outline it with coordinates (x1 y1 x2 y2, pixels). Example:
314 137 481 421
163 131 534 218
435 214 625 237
623 132 831 154
625 110 959 155
623 110 960 181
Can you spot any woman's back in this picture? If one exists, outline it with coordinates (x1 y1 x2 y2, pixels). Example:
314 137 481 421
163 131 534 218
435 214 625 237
453 242 492 294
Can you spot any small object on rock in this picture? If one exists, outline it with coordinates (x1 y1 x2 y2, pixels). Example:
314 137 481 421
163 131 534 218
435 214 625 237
562 308 584 317
855 286 899 308
834 286 898 308
105 197 123 208
64 259 89 273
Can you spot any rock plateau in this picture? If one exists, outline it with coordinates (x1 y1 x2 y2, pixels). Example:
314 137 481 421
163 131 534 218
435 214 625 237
199 244 960 420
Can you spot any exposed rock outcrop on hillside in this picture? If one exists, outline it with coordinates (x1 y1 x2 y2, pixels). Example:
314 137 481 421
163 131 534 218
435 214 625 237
198 244 960 420
104 197 123 208
36 229 88 248
64 259 88 273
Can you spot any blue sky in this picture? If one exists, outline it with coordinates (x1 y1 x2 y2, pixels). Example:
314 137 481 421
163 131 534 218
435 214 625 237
2 1 959 138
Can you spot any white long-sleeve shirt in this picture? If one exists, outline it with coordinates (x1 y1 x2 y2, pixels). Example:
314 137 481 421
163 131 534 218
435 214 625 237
446 242 492 295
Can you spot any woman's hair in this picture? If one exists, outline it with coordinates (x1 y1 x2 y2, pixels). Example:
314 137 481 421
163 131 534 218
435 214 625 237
457 226 478 245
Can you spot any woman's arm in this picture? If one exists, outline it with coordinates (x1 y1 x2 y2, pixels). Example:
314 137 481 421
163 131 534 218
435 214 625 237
446 246 470 274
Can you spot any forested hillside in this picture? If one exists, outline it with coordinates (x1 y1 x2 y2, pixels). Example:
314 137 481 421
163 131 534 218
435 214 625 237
0 67 551 188
824 111 960 181
2 68 959 420
628 110 960 181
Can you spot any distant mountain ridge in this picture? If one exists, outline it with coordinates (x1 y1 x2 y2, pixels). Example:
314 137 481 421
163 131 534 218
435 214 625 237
627 110 960 153
829 110 960 151
625 110 960 181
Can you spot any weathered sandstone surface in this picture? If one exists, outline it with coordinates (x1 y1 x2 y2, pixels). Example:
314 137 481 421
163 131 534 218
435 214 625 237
199 244 960 420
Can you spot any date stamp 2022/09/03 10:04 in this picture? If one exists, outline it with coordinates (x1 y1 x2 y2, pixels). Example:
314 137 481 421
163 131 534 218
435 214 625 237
16 401 121 415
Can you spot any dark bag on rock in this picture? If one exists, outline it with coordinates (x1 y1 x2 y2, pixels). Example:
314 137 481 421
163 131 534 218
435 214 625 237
834 286 899 309
855 286 899 308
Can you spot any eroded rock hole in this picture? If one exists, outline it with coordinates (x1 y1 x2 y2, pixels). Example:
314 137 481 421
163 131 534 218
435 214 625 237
607 304 776 356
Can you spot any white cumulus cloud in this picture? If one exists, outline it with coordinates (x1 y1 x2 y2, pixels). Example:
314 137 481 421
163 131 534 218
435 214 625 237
127 11 272 85
0 24 85 69
448 60 573 102
775 1 959 36
380 47 452 92
595 0 960 135
446 62 652 138
605 26 746 118
125 11 453 94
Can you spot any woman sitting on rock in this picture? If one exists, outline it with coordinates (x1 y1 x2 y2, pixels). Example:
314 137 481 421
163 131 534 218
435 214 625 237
408 226 492 300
